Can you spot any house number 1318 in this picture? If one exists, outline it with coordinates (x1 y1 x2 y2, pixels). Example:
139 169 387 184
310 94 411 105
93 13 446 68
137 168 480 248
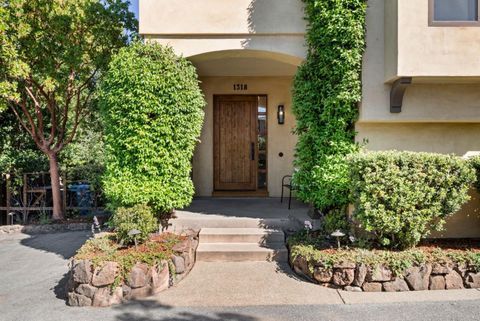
233 84 248 91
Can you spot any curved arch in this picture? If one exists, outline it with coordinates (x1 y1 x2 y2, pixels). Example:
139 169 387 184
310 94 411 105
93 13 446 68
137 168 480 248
188 49 304 67
188 49 304 77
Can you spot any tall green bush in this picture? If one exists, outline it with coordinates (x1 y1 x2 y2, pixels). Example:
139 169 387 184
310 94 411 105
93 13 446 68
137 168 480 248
99 41 205 216
292 0 367 213
349 151 475 249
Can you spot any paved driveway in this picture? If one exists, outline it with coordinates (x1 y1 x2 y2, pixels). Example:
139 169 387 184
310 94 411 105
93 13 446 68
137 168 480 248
1 232 480 321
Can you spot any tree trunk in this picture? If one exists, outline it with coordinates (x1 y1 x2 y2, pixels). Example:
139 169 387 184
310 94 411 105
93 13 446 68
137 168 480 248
48 152 64 220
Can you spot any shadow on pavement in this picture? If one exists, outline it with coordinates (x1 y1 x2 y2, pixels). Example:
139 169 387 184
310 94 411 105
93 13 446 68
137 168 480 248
20 231 91 259
113 300 259 321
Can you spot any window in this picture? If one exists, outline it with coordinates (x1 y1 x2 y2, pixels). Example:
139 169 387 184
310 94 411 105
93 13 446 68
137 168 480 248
429 0 480 25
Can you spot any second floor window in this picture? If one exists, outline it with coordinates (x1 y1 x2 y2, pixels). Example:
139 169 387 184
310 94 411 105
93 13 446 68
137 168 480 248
430 0 480 25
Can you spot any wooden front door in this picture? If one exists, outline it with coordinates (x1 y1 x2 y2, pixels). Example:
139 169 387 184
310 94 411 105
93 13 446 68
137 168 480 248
214 95 257 191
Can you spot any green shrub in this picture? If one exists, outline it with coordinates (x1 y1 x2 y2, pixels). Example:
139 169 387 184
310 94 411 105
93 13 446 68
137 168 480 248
470 156 480 192
99 41 205 216
292 0 367 213
349 151 475 249
111 204 158 244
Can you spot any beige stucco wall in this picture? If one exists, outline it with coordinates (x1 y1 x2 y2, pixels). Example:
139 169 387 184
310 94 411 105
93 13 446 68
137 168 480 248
384 0 480 80
193 76 297 197
140 0 306 60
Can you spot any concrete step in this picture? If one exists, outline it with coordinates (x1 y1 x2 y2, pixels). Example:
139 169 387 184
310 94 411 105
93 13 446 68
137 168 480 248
171 217 298 230
196 242 288 262
200 228 285 244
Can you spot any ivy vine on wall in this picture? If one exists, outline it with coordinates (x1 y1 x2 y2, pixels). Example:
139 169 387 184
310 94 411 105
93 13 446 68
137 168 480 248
292 0 367 213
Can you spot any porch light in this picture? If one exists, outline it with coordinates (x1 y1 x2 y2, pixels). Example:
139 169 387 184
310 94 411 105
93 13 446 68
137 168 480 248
277 105 285 124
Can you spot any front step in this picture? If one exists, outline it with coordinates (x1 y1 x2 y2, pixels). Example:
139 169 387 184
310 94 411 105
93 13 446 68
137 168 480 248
199 228 285 244
196 242 288 262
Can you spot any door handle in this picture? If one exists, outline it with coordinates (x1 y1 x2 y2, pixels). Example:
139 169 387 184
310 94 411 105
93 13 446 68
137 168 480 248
250 142 255 161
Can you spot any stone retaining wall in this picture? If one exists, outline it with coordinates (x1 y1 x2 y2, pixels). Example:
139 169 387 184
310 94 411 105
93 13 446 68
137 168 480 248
0 223 91 235
67 230 199 307
291 255 480 292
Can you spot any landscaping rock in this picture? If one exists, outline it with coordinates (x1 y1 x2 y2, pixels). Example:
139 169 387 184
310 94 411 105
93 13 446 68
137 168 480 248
313 267 333 283
383 278 410 292
465 272 480 289
445 270 464 290
76 284 97 299
367 265 393 282
344 286 362 292
362 282 382 292
172 255 186 274
429 275 446 290
172 239 191 253
110 287 123 305
122 284 131 298
92 287 112 307
68 292 92 307
72 260 92 284
292 255 312 278
431 263 452 275
405 264 431 291
353 264 367 287
127 263 149 288
332 268 355 286
152 263 170 294
92 262 118 287
129 285 152 299
454 264 469 278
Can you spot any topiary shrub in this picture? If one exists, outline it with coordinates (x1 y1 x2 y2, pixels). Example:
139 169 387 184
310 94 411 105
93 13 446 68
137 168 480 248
349 151 475 249
99 41 205 216
292 0 367 214
111 204 158 244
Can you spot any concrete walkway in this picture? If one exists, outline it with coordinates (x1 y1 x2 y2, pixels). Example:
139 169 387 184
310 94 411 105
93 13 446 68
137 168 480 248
2 231 480 321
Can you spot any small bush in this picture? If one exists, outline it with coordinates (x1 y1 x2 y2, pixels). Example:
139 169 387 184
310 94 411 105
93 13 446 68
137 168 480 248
349 151 475 249
111 204 158 244
470 156 480 192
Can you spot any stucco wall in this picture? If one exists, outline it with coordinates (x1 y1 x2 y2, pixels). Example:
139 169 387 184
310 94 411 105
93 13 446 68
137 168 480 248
384 0 480 80
140 0 306 60
363 0 480 123
193 77 297 197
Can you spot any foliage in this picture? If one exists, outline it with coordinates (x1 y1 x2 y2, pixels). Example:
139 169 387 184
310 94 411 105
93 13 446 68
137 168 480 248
292 0 367 213
60 112 105 189
469 156 480 192
289 231 480 275
349 151 475 249
110 204 158 244
322 207 350 235
0 0 136 219
75 232 183 284
99 41 205 215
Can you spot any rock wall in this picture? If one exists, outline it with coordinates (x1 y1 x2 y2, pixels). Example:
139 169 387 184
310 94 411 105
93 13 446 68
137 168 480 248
0 223 91 235
67 230 199 307
291 255 480 292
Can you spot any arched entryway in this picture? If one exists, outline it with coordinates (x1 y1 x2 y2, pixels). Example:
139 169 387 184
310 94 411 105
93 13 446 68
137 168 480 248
187 49 303 197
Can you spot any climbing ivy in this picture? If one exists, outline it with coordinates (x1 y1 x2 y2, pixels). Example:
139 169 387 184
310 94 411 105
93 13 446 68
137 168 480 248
292 0 367 213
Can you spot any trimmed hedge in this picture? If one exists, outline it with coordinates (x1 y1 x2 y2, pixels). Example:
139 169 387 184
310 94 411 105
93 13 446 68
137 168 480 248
292 0 367 213
99 41 205 216
349 151 475 249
